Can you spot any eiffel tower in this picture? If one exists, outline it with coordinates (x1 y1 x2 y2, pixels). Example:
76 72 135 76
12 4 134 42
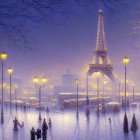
88 9 115 81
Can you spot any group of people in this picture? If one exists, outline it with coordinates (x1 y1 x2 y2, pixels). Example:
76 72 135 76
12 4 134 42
30 118 52 140
109 113 138 133
123 113 138 133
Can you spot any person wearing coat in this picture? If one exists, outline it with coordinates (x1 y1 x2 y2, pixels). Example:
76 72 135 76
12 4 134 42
131 113 138 132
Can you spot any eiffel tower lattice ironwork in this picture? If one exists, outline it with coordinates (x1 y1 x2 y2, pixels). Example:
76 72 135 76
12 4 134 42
88 9 115 81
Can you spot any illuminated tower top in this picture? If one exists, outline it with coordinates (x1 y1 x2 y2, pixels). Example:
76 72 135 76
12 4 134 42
95 9 107 51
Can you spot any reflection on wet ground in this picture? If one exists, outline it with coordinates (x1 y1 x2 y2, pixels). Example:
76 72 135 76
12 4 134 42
0 106 140 140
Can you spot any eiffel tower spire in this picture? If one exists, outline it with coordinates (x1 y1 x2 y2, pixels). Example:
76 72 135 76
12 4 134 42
95 9 107 51
88 10 115 81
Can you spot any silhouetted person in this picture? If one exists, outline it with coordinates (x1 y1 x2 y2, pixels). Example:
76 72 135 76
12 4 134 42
48 118 52 127
46 107 49 112
13 117 19 131
123 113 129 133
131 113 138 132
109 118 111 123
42 119 48 139
30 127 35 140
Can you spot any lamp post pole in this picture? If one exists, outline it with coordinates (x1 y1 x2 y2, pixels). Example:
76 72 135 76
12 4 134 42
33 76 47 121
103 80 107 102
8 67 13 110
1 52 7 124
97 75 99 112
15 86 17 108
132 84 135 102
96 72 100 113
1 61 4 123
86 74 89 106
39 87 41 120
124 64 127 114
10 74 11 108
76 79 79 118
123 56 129 133
119 83 120 103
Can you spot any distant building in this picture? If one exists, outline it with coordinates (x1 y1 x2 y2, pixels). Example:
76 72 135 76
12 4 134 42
62 69 75 88
54 69 76 97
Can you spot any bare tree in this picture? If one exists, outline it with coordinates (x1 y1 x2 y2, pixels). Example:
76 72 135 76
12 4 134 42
0 0 129 50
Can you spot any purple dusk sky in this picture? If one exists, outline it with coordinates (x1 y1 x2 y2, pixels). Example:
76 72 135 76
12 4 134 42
0 0 140 93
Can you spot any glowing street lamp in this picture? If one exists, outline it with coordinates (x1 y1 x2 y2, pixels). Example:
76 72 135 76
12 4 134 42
42 77 47 83
123 57 129 65
123 56 129 113
33 76 39 83
33 76 47 120
0 52 7 123
123 56 129 133
75 79 79 118
1 53 7 61
8 67 13 109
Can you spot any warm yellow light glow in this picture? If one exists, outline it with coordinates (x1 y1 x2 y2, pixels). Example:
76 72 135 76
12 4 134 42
99 9 103 14
42 77 47 83
104 80 107 84
30 91 35 94
3 83 6 87
11 89 14 94
96 72 101 77
132 83 135 86
93 85 101 90
33 76 39 83
99 57 103 64
75 79 79 84
64 114 71 123
108 87 111 91
0 52 7 61
81 84 85 88
15 84 18 88
23 90 28 95
8 67 13 75
50 85 54 89
123 56 129 65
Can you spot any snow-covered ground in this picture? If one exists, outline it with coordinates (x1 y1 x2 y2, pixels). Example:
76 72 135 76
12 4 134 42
0 106 139 140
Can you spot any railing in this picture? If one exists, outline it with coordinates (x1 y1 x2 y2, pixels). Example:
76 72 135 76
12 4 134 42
89 64 113 68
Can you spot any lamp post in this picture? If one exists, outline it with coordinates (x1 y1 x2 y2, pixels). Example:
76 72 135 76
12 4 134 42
123 56 129 133
96 72 101 113
8 67 13 109
103 80 107 98
33 76 47 120
118 83 120 103
14 84 18 108
123 56 129 114
132 83 135 102
120 79 123 101
86 74 89 106
75 79 79 118
0 52 7 123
